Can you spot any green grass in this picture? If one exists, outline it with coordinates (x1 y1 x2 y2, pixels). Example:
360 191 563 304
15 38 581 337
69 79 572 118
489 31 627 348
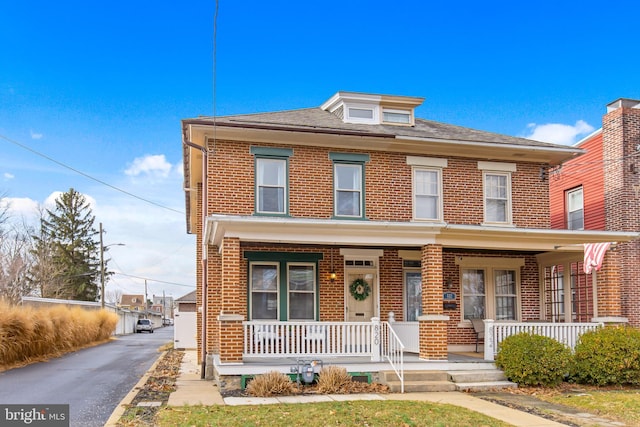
156 400 513 427
539 389 640 425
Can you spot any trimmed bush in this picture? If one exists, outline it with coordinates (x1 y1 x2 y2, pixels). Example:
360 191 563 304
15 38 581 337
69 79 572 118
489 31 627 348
571 325 640 386
246 371 296 397
495 332 572 386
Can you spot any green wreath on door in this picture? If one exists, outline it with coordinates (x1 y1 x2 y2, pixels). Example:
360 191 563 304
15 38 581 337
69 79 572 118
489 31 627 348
349 278 371 301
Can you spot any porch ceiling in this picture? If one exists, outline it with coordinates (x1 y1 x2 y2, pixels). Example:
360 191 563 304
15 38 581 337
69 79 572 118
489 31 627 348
204 215 638 252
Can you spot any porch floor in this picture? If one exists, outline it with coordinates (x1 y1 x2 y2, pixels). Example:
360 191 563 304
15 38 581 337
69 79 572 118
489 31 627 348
213 352 495 376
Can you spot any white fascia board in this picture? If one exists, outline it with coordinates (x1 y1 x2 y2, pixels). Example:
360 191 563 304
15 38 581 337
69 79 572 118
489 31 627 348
439 224 638 251
207 215 442 249
205 215 639 252
397 136 584 157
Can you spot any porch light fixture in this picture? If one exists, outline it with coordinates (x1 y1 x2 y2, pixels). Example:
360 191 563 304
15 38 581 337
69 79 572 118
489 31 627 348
330 248 336 283
445 278 453 290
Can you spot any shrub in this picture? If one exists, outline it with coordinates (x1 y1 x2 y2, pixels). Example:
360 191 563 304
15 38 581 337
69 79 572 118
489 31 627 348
317 366 353 394
571 325 640 386
246 371 296 397
495 332 571 386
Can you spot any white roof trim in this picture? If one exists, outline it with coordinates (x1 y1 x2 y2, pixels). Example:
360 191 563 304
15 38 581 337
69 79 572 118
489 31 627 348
204 215 638 252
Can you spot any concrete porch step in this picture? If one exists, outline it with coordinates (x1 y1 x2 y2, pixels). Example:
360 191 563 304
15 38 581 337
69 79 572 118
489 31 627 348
380 370 448 383
447 369 507 383
454 381 518 392
385 380 457 393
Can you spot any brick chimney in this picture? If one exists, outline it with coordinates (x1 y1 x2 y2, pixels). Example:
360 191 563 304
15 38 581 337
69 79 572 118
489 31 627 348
602 98 640 326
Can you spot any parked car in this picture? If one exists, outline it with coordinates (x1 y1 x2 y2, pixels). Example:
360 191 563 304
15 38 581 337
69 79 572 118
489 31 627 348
135 319 153 333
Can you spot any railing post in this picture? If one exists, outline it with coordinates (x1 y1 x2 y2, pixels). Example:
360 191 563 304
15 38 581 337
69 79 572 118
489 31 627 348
483 319 495 361
371 317 381 362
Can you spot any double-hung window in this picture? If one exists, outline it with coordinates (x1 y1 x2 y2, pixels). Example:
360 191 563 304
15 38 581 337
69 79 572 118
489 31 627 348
407 157 446 221
246 252 322 321
479 162 515 225
251 147 292 215
250 263 279 320
330 152 369 219
566 187 584 230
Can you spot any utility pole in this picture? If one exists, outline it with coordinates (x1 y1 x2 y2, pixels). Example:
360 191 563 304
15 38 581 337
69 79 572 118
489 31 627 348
144 279 148 316
100 222 105 309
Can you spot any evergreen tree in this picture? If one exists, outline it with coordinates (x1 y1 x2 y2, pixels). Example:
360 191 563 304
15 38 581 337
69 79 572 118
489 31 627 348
31 188 102 301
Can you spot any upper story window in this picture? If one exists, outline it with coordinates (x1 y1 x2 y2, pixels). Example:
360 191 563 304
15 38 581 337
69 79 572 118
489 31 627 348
382 108 412 125
478 161 515 226
566 187 584 230
251 146 293 216
344 104 379 124
330 152 369 219
407 156 446 221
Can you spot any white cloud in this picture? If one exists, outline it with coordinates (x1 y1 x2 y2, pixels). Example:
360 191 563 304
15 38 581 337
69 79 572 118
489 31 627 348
30 130 43 140
523 120 595 146
125 154 173 179
3 172 14 180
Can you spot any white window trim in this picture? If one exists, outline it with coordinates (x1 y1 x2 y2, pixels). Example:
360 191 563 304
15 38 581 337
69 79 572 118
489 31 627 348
382 108 413 125
403 268 422 322
344 102 380 124
566 187 584 230
406 156 448 168
482 170 513 226
287 262 317 321
249 261 280 320
456 257 523 326
334 163 363 218
256 157 287 215
412 166 443 222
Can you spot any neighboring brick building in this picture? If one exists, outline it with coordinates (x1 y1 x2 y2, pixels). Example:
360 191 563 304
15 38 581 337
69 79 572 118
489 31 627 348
550 98 640 327
119 294 145 312
182 92 636 377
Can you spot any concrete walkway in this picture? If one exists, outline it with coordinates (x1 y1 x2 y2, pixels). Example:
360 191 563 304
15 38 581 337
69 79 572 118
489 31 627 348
163 351 567 427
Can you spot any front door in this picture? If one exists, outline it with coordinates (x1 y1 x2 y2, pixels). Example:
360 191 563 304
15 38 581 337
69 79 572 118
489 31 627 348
346 270 376 321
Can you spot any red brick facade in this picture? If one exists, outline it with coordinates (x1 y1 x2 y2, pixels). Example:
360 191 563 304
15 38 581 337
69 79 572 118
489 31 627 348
184 93 633 367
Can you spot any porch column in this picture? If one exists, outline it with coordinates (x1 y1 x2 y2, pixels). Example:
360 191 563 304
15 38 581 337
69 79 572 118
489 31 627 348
418 244 449 360
217 237 245 363
594 249 628 324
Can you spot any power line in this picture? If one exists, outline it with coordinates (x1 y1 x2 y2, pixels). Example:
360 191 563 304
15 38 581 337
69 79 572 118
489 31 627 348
113 271 194 288
0 132 184 215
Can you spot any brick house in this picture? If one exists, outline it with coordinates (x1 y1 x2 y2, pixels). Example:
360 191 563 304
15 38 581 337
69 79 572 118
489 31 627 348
550 98 640 327
182 92 636 383
119 294 146 312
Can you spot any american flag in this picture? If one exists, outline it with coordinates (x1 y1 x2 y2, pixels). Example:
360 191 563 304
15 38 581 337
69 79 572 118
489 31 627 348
583 242 612 274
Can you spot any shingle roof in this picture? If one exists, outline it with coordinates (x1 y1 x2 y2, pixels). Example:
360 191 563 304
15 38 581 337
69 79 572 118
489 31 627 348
186 107 566 149
176 290 196 302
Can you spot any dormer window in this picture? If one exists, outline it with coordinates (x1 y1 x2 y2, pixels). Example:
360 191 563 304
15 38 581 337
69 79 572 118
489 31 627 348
321 91 424 127
344 103 379 124
383 108 412 125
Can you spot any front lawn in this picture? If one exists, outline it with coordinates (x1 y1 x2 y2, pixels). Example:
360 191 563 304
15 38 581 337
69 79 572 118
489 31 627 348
155 400 512 427
537 388 640 426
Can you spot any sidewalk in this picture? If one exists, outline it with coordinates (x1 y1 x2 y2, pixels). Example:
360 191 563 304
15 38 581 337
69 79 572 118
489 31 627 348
163 350 567 427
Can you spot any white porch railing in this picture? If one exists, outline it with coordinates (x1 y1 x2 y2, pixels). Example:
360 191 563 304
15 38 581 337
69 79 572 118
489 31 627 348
243 318 405 392
387 312 419 353
483 319 604 361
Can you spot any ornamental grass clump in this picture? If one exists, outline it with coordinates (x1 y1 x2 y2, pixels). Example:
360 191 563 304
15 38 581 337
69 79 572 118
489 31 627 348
495 332 572 386
317 365 353 394
246 371 296 397
571 325 640 386
0 301 118 368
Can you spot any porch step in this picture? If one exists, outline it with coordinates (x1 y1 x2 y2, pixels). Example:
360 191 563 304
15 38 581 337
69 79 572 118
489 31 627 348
380 371 456 393
453 381 518 392
380 369 517 393
448 370 517 392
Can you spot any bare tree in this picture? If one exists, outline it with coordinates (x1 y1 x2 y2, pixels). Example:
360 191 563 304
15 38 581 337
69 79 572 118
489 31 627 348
106 288 123 305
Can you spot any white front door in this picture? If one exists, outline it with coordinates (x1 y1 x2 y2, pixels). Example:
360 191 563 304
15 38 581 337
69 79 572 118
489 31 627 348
346 270 376 322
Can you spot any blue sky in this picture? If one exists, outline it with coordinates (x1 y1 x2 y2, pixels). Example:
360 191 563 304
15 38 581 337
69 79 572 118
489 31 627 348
1 0 639 299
